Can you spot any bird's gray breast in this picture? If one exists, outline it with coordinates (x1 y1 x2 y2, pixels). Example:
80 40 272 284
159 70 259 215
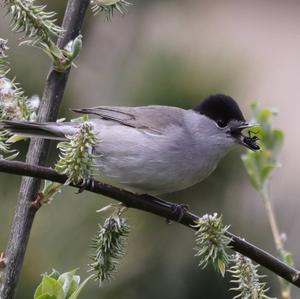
90 118 215 194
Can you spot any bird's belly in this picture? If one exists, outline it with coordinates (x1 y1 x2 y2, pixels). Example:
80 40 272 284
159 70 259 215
96 159 199 195
93 143 214 195
92 125 219 195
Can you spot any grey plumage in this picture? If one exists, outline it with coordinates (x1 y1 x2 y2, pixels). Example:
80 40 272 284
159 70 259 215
1 120 78 140
0 96 258 195
72 105 185 134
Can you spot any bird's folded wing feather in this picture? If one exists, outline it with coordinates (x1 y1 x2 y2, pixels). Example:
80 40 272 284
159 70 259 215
72 105 185 134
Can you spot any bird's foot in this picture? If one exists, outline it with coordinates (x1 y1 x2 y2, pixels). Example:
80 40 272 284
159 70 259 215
138 194 189 223
167 203 189 224
76 178 95 193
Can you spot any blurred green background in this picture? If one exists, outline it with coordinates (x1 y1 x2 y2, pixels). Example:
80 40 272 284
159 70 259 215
1 0 300 298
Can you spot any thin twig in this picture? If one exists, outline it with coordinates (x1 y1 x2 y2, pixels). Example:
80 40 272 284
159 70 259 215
0 1 90 298
261 188 291 299
0 159 299 288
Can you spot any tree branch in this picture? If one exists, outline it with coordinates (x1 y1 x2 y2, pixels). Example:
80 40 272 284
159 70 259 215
0 159 299 288
0 1 90 298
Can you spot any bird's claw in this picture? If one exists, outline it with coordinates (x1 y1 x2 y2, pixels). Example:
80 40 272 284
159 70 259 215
76 178 95 193
166 203 189 224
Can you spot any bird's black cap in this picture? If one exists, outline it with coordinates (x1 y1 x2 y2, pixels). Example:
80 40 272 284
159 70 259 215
193 94 246 127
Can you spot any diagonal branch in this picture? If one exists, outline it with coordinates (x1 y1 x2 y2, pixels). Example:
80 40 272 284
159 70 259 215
0 159 299 288
0 1 90 298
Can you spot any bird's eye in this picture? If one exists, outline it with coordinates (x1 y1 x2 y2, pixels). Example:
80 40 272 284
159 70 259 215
217 120 227 128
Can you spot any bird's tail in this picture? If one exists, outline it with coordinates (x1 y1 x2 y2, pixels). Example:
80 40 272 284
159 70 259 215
0 120 79 141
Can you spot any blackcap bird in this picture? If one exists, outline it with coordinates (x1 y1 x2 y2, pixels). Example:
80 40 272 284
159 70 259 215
1 94 259 195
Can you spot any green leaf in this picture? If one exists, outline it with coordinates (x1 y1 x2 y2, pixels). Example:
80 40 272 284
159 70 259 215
272 129 284 159
36 295 57 299
258 108 273 122
69 275 93 299
34 276 65 299
260 164 274 184
285 254 294 267
41 181 62 203
241 102 284 193
34 269 91 299
47 269 61 280
217 258 226 277
58 269 80 297
241 153 261 191
282 250 294 267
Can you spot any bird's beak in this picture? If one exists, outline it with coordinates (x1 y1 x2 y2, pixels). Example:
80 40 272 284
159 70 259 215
229 122 260 151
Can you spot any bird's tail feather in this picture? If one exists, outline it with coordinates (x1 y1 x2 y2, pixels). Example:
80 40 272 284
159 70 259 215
0 120 79 141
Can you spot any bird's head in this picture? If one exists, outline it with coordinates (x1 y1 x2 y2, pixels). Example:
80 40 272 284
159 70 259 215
193 94 260 151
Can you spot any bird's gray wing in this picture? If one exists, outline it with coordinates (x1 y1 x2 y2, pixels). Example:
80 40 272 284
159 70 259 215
72 105 185 134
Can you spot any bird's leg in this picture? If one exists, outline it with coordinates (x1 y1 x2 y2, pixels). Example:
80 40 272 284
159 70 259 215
139 194 189 223
169 203 189 223
76 178 95 193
